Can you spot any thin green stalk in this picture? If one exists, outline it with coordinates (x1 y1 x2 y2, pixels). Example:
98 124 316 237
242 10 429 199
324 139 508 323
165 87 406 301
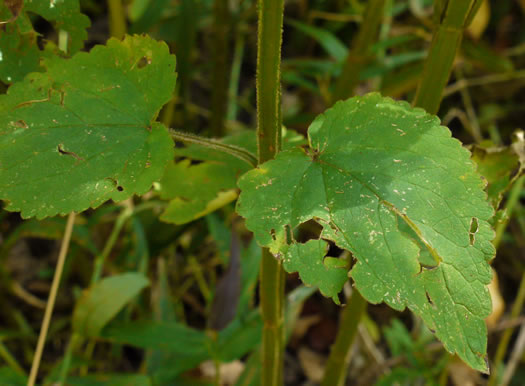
28 213 76 386
211 0 231 136
0 341 25 376
332 0 386 103
486 176 525 385
488 273 525 386
107 0 127 39
170 129 257 167
57 333 81 384
413 0 483 114
227 22 246 122
59 202 161 382
494 176 525 249
256 0 285 384
91 206 133 285
321 289 367 386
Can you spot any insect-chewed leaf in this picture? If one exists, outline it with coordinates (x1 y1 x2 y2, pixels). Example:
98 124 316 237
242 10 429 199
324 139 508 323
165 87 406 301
236 93 495 372
0 35 177 219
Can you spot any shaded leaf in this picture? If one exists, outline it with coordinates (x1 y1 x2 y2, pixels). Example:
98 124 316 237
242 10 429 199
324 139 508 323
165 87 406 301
24 0 90 54
285 19 348 62
0 35 176 219
102 310 262 375
103 321 211 376
283 239 348 303
65 374 152 386
73 272 150 337
470 141 519 207
236 93 495 372
158 129 304 225
0 7 41 83
0 367 26 386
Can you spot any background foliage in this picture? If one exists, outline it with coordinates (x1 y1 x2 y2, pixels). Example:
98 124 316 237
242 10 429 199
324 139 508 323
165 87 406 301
1 0 525 385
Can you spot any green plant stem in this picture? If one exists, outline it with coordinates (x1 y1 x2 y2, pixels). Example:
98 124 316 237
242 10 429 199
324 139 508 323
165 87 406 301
91 206 133 285
256 0 285 384
227 26 245 122
488 274 525 386
412 0 482 114
90 201 161 285
211 0 231 136
170 129 258 167
494 176 525 249
58 333 81 384
332 0 386 103
0 341 25 376
107 0 127 39
260 249 286 386
321 289 367 386
256 0 284 163
27 213 76 386
486 176 525 385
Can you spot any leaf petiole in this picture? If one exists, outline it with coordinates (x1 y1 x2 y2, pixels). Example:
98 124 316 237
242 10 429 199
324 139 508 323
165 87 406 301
170 129 258 168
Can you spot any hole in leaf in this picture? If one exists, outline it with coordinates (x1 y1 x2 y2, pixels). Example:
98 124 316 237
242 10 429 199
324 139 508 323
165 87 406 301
117 186 124 192
469 217 478 246
57 144 83 161
270 229 276 241
425 291 436 308
138 56 151 68
295 219 323 243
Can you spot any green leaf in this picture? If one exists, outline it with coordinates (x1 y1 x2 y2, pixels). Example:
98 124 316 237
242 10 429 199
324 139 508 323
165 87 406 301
0 0 90 83
471 141 520 207
103 321 211 375
65 374 152 386
24 0 90 54
236 93 495 372
158 129 304 225
0 23 41 83
0 367 26 386
285 19 348 62
282 240 348 303
102 310 262 375
0 35 176 219
73 272 150 337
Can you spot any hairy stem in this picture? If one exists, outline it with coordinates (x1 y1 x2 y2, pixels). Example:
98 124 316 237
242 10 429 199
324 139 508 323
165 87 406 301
413 0 483 113
256 0 285 384
170 129 257 167
28 213 76 386
257 0 284 163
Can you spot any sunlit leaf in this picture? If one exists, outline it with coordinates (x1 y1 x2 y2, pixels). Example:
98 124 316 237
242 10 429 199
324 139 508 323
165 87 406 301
237 93 495 372
0 35 176 219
